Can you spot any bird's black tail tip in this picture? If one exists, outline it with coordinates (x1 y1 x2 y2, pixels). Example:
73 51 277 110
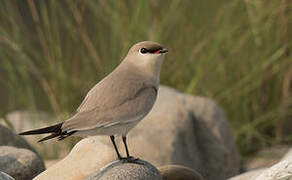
19 122 77 142
19 123 63 135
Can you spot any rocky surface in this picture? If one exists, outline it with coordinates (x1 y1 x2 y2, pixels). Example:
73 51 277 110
254 148 292 180
0 146 45 180
2 111 69 159
98 86 240 180
158 165 204 180
229 147 292 180
283 148 292 161
33 137 116 180
0 171 15 180
31 85 240 180
244 145 290 170
85 160 161 180
0 124 36 153
228 169 265 180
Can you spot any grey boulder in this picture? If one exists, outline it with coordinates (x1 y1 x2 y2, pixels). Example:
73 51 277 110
2 111 64 159
85 160 161 180
0 171 15 180
0 124 36 154
0 146 45 180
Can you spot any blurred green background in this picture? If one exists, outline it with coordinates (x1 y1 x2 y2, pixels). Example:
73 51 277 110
0 0 291 160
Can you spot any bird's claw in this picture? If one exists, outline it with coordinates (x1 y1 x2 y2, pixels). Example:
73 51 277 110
119 156 144 165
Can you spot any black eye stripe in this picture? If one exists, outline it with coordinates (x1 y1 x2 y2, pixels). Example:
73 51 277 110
148 47 162 53
140 47 162 54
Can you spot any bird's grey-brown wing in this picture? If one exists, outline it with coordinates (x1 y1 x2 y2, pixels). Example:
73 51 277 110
62 85 157 132
62 63 158 132
76 62 147 113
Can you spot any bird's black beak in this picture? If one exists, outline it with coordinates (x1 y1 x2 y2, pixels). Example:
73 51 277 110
160 47 168 54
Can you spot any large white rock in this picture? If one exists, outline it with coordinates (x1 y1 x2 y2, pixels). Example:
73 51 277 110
33 137 116 180
283 149 292 161
229 148 292 180
228 169 265 180
255 148 292 180
101 86 240 180
34 85 240 180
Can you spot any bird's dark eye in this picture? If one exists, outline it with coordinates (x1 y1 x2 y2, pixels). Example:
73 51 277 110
140 48 148 54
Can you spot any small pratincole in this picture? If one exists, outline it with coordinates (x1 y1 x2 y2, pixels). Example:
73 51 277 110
20 41 168 162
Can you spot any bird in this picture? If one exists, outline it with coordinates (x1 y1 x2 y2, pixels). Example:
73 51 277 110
19 41 168 163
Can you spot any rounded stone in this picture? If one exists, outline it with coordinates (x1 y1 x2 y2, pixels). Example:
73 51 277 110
85 159 162 180
0 171 15 180
0 124 36 154
158 165 204 180
0 146 45 180
97 85 240 180
33 137 117 180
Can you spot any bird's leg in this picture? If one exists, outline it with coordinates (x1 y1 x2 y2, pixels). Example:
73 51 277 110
110 135 122 160
122 136 130 158
121 136 142 164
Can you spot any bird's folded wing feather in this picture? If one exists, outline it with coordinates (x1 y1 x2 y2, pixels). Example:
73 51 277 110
61 65 157 132
76 63 149 113
62 85 157 132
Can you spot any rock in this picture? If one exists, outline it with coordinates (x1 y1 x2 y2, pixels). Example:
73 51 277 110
158 165 204 180
282 148 292 161
0 146 45 180
228 148 292 180
33 137 117 180
34 85 240 180
227 169 265 180
2 111 66 159
254 148 292 180
85 160 161 180
98 85 240 180
0 124 36 153
244 145 289 171
0 171 15 180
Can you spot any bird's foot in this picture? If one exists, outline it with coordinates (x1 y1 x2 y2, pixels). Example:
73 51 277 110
119 156 144 165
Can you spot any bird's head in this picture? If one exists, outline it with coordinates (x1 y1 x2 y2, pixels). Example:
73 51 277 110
125 41 168 77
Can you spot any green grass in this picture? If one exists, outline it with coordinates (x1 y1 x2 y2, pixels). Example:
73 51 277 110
0 0 291 159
